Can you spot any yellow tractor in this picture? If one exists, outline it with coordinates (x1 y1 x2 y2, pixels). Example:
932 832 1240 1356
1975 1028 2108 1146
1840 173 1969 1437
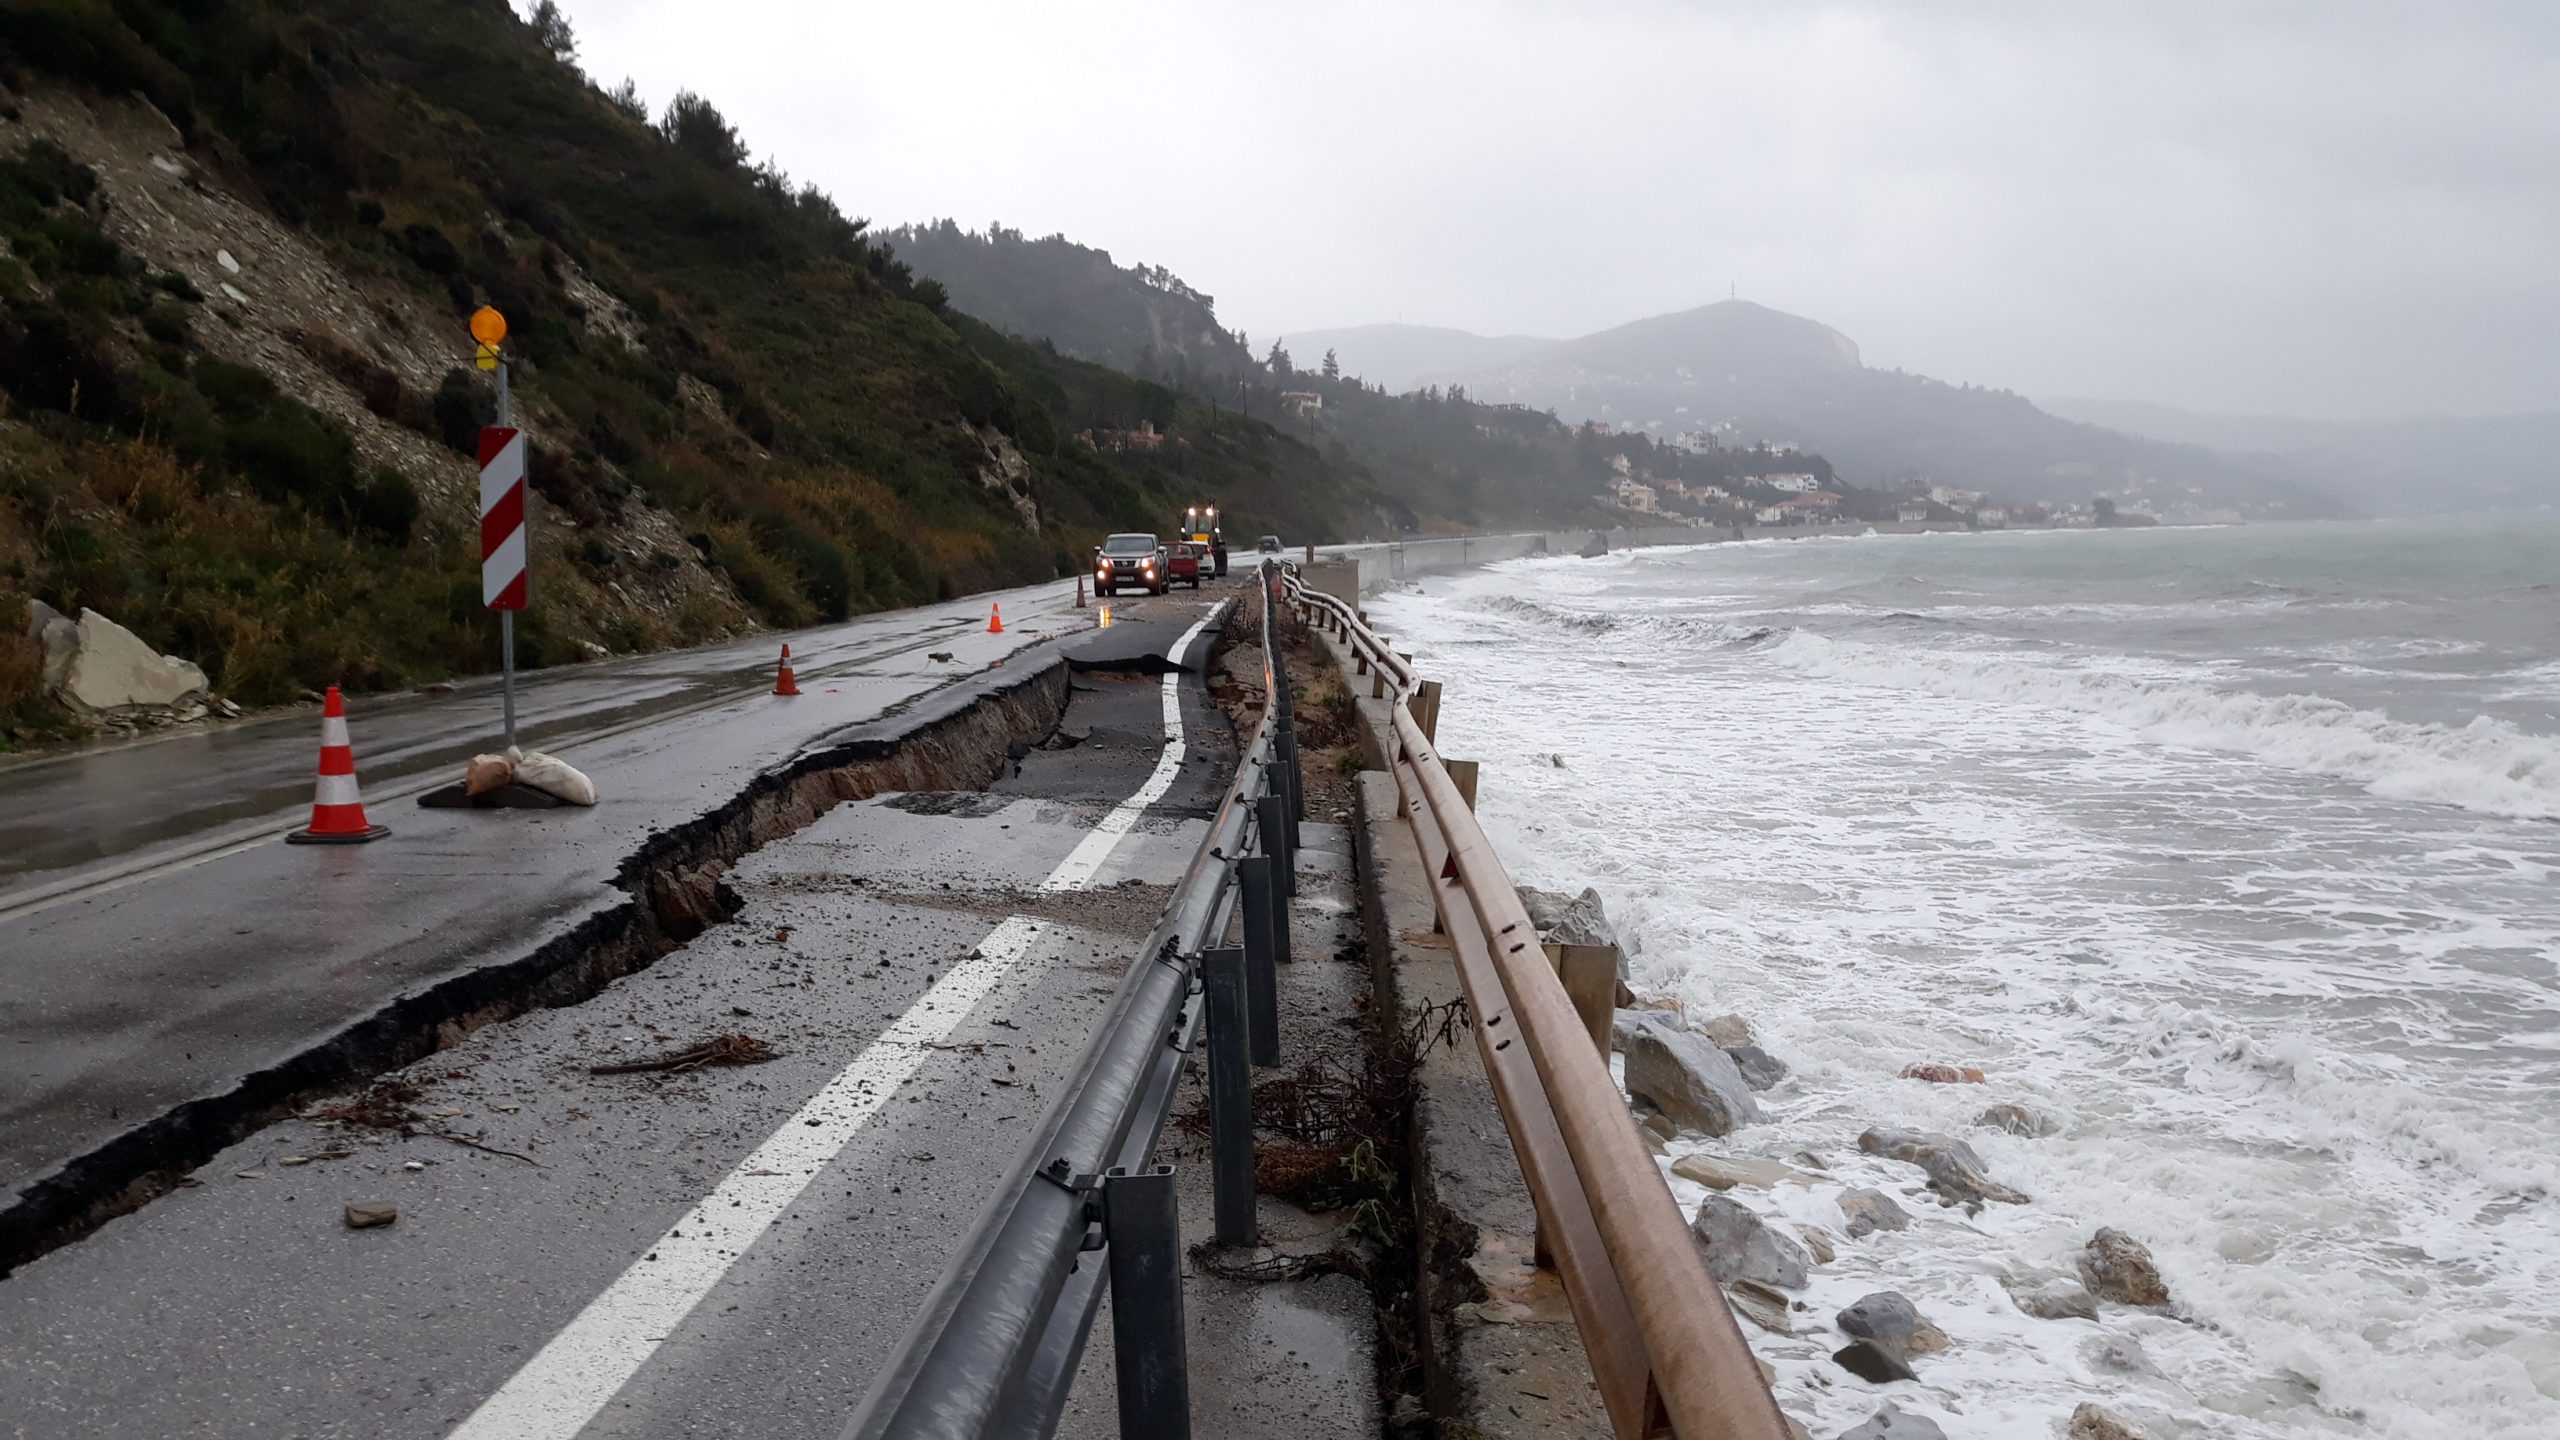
1179 505 1228 577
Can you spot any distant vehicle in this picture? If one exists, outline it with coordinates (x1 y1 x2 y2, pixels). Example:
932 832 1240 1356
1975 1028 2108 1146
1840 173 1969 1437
1164 542 1204 589
1177 505 1228 576
1255 535 1282 554
1094 532 1167 596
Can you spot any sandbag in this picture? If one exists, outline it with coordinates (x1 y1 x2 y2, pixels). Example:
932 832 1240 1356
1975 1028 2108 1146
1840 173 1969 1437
508 746 596 805
463 753 515 797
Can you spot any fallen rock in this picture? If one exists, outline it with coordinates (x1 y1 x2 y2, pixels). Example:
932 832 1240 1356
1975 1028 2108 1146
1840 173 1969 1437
1836 1291 1948 1357
1725 1043 1790 1090
1690 1193 1813 1289
1796 1226 1838 1264
1623 1016 1762 1136
1898 1062 1985 1084
1670 1154 1811 1191
2003 1270 2099 1321
343 1202 398 1229
1977 1102 2060 1137
1725 1279 1794 1335
1697 1012 1756 1047
2078 1228 2171 1307
1837 1405 1946 1440
1639 1109 1679 1143
1517 884 1619 952
1831 1339 1916 1384
57 608 209 715
1611 1008 1650 1053
1858 1127 2029 1206
24 599 77 690
2069 1403 2156 1440
1838 1187 1913 1238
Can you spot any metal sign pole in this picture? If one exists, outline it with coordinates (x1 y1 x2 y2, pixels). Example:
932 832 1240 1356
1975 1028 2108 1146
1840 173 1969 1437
496 358 517 751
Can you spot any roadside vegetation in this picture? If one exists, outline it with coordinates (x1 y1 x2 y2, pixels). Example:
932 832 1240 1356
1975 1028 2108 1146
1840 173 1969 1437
0 0 1379 737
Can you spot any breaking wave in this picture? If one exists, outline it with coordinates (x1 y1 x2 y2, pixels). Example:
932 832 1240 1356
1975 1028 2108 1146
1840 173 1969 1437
1767 630 2560 819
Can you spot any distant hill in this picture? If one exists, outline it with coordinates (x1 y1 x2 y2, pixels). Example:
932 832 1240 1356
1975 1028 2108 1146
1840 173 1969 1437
1370 301 2344 520
882 221 1253 387
2041 398 2560 515
1275 323 1551 393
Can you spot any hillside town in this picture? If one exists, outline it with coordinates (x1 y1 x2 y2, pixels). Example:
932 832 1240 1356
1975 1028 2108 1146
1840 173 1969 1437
1590 421 2169 530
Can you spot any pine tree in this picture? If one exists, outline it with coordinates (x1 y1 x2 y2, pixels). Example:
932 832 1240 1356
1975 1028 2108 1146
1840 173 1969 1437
529 1 579 68
1321 348 1339 381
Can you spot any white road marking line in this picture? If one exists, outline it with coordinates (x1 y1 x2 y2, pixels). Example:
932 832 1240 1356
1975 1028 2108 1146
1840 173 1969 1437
1041 608 1218 891
446 600 1218 1440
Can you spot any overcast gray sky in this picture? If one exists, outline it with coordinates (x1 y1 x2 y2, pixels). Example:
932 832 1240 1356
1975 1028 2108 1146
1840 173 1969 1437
553 1 2557 420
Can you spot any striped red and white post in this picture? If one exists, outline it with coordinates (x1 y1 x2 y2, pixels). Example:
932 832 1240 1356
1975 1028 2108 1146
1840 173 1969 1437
286 685 388 844
480 423 527 747
478 427 528 611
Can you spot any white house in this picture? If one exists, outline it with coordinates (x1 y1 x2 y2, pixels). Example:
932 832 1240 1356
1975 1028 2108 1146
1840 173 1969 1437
1762 473 1821 493
1896 503 1930 522
1754 505 1788 524
1975 507 2009 528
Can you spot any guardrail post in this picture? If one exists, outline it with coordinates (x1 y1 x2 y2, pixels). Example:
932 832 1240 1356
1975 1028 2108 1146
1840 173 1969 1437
1446 758 1479 810
1544 943 1619 1055
1103 1165 1191 1440
1238 853 1285 1063
1408 679 1443 743
1277 718 1304 838
1201 948 1258 1246
1256 791 1296 901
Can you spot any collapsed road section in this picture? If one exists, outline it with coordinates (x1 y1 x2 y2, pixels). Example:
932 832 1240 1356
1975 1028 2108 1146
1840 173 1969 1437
0 593 1239 1437
0 584 1183 1280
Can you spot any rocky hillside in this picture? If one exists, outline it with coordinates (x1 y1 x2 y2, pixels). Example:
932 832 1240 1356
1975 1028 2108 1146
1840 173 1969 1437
883 221 1255 389
0 0 1374 741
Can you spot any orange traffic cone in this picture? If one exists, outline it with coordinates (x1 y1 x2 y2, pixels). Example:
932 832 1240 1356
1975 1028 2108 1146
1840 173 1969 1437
287 686 389 844
1074 574 1086 609
773 643 801 697
987 602 1004 634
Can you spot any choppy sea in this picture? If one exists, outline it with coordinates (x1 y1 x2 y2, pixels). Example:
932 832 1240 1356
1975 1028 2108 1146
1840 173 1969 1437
1369 519 2560 1439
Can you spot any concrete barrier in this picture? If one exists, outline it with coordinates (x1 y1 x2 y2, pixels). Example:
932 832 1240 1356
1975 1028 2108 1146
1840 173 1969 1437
1316 525 1718 596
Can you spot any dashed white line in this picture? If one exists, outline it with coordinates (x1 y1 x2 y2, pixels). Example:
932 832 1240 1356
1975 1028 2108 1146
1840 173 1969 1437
1041 607 1218 891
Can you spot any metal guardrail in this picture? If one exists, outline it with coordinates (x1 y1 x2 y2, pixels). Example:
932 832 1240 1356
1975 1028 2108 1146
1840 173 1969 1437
1282 574 1791 1440
844 561 1304 1440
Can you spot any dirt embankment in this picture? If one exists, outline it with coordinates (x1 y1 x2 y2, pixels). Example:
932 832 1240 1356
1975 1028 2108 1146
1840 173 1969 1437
1206 582 1365 820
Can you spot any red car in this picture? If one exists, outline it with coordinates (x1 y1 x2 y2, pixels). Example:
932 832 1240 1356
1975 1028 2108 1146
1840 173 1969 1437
1164 542 1205 589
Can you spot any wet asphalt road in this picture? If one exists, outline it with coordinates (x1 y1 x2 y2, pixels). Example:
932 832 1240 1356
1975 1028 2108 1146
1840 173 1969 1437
0 593 1241 1437
0 577 1199 1231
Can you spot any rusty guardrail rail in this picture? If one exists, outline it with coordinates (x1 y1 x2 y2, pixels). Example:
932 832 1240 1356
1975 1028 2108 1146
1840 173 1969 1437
1282 573 1790 1440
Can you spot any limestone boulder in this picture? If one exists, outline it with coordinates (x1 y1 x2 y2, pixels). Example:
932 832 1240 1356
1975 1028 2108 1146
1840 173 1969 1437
2069 1403 2157 1440
1836 1291 1948 1357
1725 1043 1790 1091
2078 1228 2171 1307
1858 1126 2028 1206
1517 884 1619 951
1838 1187 1914 1238
24 599 78 690
1622 1015 1762 1136
1977 1102 2061 1138
1671 1153 1812 1191
57 608 209 715
1690 1193 1813 1289
1697 1012 1756 1047
2003 1269 2099 1322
